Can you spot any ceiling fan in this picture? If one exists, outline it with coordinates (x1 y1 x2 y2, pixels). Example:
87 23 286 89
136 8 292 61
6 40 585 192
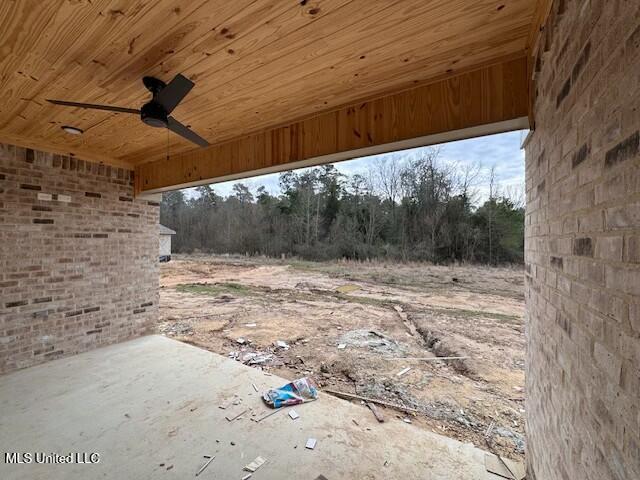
46 74 209 147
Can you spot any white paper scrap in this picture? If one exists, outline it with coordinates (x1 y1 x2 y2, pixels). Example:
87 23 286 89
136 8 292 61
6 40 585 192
244 456 266 473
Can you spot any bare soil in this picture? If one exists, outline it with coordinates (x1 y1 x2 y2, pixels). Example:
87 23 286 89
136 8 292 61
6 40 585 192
158 254 526 461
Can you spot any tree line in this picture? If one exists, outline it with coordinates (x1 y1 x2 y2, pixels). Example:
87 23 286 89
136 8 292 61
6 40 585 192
160 148 525 264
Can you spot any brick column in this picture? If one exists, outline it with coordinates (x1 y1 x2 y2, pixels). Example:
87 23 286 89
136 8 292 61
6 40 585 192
525 0 640 478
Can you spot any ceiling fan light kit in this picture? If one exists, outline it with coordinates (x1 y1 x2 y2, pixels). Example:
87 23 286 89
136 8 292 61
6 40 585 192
47 73 209 148
61 125 84 135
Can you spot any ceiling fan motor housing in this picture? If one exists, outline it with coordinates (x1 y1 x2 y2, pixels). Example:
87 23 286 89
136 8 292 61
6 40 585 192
141 101 168 128
47 73 209 146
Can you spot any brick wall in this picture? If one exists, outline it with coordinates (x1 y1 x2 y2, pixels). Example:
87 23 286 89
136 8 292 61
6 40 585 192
0 143 159 374
525 0 639 478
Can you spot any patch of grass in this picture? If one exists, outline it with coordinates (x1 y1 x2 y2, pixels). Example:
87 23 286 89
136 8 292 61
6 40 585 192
335 293 396 308
428 307 521 324
175 282 255 297
287 260 525 300
288 261 450 292
282 286 395 309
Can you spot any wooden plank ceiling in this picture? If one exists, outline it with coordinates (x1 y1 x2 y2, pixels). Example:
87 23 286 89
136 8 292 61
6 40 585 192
0 0 537 168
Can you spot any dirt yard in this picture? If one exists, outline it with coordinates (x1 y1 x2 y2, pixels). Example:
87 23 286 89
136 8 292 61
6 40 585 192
158 254 526 461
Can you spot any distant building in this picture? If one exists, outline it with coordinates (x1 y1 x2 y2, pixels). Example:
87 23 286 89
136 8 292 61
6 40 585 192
159 224 176 262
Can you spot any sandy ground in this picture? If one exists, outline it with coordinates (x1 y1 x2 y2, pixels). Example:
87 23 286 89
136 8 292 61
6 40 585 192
158 254 526 461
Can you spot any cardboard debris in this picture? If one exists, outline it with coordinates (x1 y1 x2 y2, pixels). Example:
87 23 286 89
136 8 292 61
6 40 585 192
305 438 317 450
244 456 266 473
288 409 300 420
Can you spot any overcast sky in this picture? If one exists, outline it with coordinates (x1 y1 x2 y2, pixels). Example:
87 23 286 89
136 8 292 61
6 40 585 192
184 130 527 205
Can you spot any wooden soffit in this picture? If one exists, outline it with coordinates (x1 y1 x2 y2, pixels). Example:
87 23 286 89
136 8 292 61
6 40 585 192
0 0 537 170
136 56 529 193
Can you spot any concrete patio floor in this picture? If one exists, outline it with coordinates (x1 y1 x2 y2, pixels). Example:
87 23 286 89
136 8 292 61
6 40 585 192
0 335 517 479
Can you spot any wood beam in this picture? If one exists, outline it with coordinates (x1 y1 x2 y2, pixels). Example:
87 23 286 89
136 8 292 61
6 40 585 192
527 0 555 52
527 0 555 127
0 132 134 169
135 56 529 194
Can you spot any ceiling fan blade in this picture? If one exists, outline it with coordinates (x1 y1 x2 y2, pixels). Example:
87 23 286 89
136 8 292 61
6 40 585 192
156 74 194 114
46 99 140 114
167 116 209 147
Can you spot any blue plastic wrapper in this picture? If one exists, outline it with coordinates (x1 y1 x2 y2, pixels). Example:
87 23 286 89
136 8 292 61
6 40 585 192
262 377 319 409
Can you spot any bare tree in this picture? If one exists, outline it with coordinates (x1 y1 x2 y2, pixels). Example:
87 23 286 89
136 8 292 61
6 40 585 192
373 154 403 205
487 165 498 266
453 160 482 204
503 185 525 209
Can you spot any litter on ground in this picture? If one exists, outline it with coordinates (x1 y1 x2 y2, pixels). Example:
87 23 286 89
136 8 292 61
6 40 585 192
366 401 385 423
240 352 273 365
225 409 248 421
195 456 214 477
244 456 266 473
219 396 239 410
252 408 284 423
262 377 318 409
